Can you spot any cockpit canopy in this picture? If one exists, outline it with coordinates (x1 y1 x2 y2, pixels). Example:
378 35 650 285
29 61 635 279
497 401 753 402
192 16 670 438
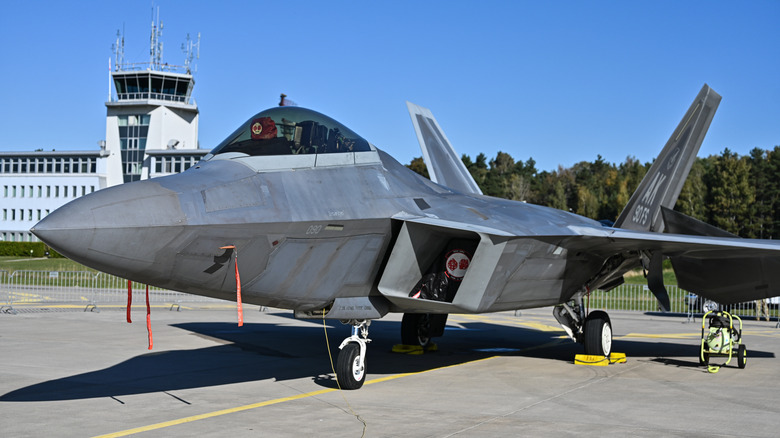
208 107 371 158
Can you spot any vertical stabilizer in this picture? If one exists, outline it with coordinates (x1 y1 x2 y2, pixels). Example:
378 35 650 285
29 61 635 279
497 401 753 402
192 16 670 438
406 102 483 195
615 85 721 232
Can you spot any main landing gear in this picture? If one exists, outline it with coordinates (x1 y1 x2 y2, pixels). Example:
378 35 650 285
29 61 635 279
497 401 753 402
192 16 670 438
336 319 371 390
401 313 448 348
553 297 613 356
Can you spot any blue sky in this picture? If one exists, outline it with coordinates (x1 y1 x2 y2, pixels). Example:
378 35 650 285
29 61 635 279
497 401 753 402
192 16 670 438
1 1 778 171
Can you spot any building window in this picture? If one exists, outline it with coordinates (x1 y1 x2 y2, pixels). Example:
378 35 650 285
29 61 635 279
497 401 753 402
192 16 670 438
28 186 33 198
91 186 95 193
20 186 24 197
3 185 7 197
119 113 150 183
28 209 32 221
81 186 86 196
2 209 6 220
37 186 42 197
37 210 41 221
64 186 68 198
46 186 51 197
55 186 59 197
11 209 16 221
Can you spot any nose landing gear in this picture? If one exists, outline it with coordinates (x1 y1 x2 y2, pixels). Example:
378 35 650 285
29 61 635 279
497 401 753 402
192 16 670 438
336 320 371 390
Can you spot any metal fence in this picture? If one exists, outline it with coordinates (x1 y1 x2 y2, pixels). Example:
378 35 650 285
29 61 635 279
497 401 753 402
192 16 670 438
588 284 778 320
0 270 222 314
1 270 777 319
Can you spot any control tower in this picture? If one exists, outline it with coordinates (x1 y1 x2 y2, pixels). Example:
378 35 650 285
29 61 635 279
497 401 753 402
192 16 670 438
105 15 201 185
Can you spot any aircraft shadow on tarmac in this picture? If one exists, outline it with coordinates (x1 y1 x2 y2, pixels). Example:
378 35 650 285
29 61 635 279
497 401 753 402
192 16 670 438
1 315 774 402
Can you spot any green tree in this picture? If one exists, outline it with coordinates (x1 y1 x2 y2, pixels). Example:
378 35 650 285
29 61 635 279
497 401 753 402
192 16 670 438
676 158 708 221
746 148 773 238
767 146 780 238
709 149 755 236
407 157 429 178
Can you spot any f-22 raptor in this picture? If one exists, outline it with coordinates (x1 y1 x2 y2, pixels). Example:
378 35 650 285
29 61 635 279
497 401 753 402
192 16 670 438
33 85 780 389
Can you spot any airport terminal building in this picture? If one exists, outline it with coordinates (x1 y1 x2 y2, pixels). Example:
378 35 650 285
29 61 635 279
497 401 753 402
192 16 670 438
1 34 209 242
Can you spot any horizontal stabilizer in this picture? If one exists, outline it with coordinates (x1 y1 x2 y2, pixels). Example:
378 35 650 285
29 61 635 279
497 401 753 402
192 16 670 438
407 102 483 195
661 207 736 238
660 207 777 303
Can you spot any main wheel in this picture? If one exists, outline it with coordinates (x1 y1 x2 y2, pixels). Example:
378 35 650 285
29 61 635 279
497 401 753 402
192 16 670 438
336 343 366 390
737 344 747 369
583 311 612 356
401 313 432 347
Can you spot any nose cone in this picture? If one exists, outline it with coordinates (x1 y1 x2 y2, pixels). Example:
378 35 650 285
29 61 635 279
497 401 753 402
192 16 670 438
32 180 186 279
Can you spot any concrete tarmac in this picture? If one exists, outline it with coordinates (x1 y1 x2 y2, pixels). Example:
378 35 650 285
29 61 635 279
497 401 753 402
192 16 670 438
1 304 779 437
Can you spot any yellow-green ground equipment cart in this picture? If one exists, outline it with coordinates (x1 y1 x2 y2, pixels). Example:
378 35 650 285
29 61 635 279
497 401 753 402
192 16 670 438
700 310 746 372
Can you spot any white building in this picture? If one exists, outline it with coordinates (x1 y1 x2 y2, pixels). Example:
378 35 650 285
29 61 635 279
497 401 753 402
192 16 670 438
1 150 108 242
0 22 209 242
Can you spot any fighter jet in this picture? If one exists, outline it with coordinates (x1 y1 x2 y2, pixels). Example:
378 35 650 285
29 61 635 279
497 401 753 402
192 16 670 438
32 85 780 389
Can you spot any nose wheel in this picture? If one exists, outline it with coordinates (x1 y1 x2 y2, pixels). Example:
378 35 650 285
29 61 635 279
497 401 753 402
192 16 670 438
336 320 371 390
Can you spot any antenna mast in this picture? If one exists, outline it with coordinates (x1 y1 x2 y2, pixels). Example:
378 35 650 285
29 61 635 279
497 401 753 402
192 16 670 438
112 28 125 70
149 6 164 70
182 33 201 74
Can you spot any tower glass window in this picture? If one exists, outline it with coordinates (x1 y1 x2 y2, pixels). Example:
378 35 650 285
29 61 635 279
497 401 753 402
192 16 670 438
118 114 150 182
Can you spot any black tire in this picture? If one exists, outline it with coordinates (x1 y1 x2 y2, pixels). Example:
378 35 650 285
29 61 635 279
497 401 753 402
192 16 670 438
737 344 747 369
583 311 612 356
401 313 432 347
336 343 366 390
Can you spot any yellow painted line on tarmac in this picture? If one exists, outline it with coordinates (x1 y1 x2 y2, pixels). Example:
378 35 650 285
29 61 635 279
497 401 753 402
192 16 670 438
510 320 563 332
450 313 563 333
6 303 255 311
92 355 501 438
743 330 780 338
9 292 54 301
7 304 196 310
455 314 493 322
92 388 339 438
619 332 700 340
10 292 44 298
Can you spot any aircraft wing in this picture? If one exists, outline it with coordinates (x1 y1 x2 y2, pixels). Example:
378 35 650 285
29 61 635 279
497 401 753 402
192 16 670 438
548 226 780 304
379 214 780 314
406 101 483 195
